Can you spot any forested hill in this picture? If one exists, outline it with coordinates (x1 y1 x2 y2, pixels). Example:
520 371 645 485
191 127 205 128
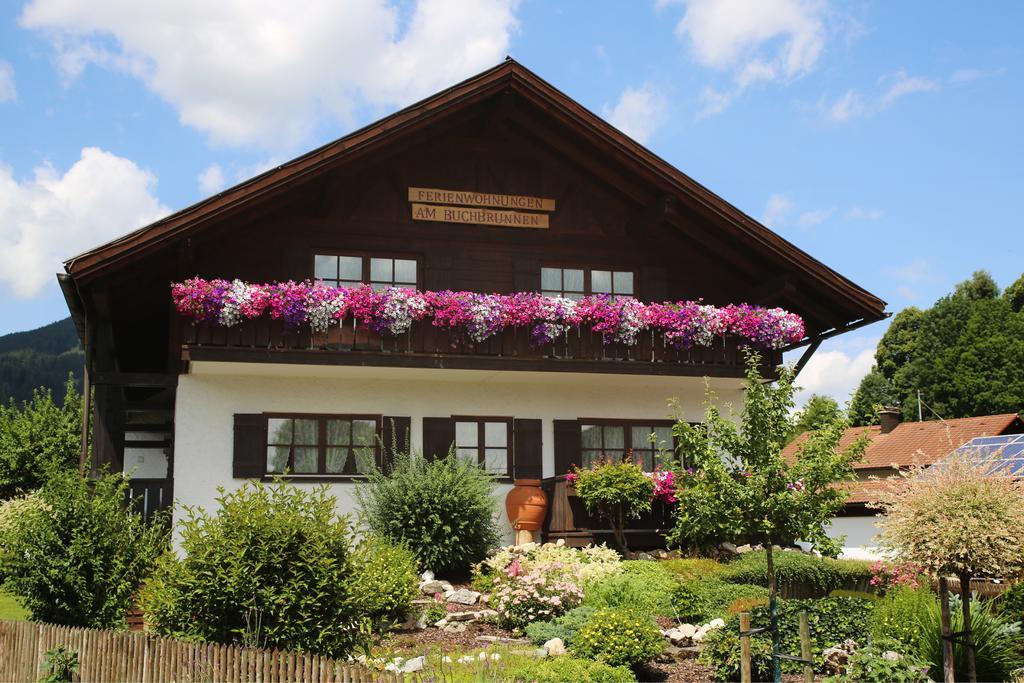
0 317 83 406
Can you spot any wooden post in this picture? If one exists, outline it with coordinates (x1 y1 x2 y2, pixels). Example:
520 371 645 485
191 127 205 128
939 576 955 683
798 610 813 683
739 612 752 683
959 572 977 683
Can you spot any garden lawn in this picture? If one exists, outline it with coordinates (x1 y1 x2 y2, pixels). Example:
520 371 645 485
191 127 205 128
0 589 28 620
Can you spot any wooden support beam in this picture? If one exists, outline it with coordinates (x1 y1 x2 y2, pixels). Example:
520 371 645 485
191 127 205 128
92 372 179 388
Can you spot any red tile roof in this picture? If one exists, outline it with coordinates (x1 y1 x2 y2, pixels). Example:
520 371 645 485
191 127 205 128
784 413 1022 470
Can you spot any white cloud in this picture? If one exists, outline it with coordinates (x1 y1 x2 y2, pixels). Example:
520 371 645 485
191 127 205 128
197 163 225 195
761 193 793 229
0 147 169 297
20 0 519 148
790 336 878 409
602 84 668 144
797 207 834 227
0 61 15 102
671 0 829 115
846 206 883 221
823 89 865 122
885 258 931 302
880 70 938 107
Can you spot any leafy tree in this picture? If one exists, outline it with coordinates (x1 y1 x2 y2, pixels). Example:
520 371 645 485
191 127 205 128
875 306 924 387
668 352 867 682
573 458 654 552
848 366 897 426
788 394 843 441
1003 273 1024 313
0 468 166 627
953 270 1000 301
877 457 1024 682
0 376 81 499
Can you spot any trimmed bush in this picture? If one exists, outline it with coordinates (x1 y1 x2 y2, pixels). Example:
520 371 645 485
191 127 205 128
661 557 728 582
524 606 596 646
348 535 418 631
674 578 768 623
582 560 679 616
571 608 663 668
355 449 499 576
699 596 873 678
140 480 363 657
823 639 932 683
995 580 1024 624
0 469 165 628
508 654 636 683
721 550 872 595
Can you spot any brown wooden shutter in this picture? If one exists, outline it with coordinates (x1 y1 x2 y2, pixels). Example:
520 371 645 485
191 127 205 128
421 417 454 460
233 414 265 478
553 419 581 475
514 258 541 292
281 247 309 281
423 248 453 290
512 419 543 480
381 416 411 472
640 265 668 302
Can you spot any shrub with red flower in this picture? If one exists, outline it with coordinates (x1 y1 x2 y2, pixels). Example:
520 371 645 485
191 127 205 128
869 559 926 591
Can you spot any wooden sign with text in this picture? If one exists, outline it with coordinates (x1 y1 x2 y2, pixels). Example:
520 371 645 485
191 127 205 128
408 187 554 229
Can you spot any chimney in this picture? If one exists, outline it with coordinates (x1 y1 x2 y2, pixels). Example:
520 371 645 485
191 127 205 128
878 407 901 435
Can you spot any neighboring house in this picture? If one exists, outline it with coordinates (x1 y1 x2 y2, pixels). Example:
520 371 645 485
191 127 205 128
786 410 1024 558
58 60 885 546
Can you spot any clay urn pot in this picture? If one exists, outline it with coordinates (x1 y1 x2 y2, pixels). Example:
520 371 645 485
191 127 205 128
505 479 548 533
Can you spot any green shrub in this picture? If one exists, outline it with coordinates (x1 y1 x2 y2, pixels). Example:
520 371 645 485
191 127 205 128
823 639 932 683
829 589 880 602
524 606 596 646
39 645 80 683
355 449 499 576
721 550 872 595
869 585 935 653
140 480 363 657
582 560 679 616
699 627 774 682
508 654 636 682
348 535 418 630
0 469 165 627
673 578 768 623
916 592 1024 682
574 459 654 551
661 557 728 582
571 608 663 668
700 596 873 678
996 580 1024 624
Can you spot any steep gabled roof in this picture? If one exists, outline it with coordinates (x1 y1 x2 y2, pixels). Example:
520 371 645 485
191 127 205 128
63 58 885 330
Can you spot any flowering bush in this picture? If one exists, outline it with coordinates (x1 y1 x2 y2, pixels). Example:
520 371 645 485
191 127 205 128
491 567 584 630
869 560 926 591
476 542 622 589
648 467 677 504
171 278 806 350
570 608 664 668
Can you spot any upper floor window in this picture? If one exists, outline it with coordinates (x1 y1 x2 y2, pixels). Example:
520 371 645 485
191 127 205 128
454 417 512 476
266 414 381 476
541 267 634 300
315 254 418 290
579 420 674 471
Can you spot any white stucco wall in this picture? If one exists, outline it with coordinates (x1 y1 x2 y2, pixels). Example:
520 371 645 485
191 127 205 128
173 361 746 543
828 515 884 560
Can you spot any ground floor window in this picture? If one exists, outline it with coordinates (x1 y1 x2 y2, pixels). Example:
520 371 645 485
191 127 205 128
265 414 381 476
454 417 513 476
579 420 674 470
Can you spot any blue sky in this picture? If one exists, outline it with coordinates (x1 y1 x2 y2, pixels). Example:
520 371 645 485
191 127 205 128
0 1 1021 407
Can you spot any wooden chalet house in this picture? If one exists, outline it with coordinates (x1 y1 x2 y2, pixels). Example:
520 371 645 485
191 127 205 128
59 60 886 546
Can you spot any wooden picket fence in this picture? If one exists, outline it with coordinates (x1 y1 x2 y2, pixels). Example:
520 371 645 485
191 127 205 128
0 620 400 683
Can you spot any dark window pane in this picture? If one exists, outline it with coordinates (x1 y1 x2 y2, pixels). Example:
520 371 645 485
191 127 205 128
603 426 624 449
267 446 290 473
541 267 562 291
591 270 612 294
326 447 347 474
613 271 634 295
293 419 319 445
581 451 600 469
352 420 377 446
327 419 351 445
653 427 673 451
293 447 317 473
580 424 602 449
632 426 654 449
268 418 293 445
394 259 417 284
339 256 362 281
314 255 337 280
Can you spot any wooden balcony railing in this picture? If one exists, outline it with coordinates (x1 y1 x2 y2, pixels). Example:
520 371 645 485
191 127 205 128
180 318 780 377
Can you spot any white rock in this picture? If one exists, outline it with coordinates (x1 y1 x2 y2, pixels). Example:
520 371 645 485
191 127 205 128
401 657 425 674
478 652 488 661
457 655 476 664
666 629 688 646
490 653 501 661
475 609 499 621
544 638 567 656
434 618 448 628
691 630 706 644
442 656 453 664
421 570 435 582
556 538 565 546
709 618 726 629
419 579 452 595
447 589 481 605
736 544 753 554
679 623 698 638
443 622 467 633
446 611 477 622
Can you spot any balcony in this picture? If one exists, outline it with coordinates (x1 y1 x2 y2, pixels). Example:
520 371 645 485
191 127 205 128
179 318 780 378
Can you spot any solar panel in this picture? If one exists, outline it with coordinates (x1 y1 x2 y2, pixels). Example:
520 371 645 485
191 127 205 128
933 434 1024 479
